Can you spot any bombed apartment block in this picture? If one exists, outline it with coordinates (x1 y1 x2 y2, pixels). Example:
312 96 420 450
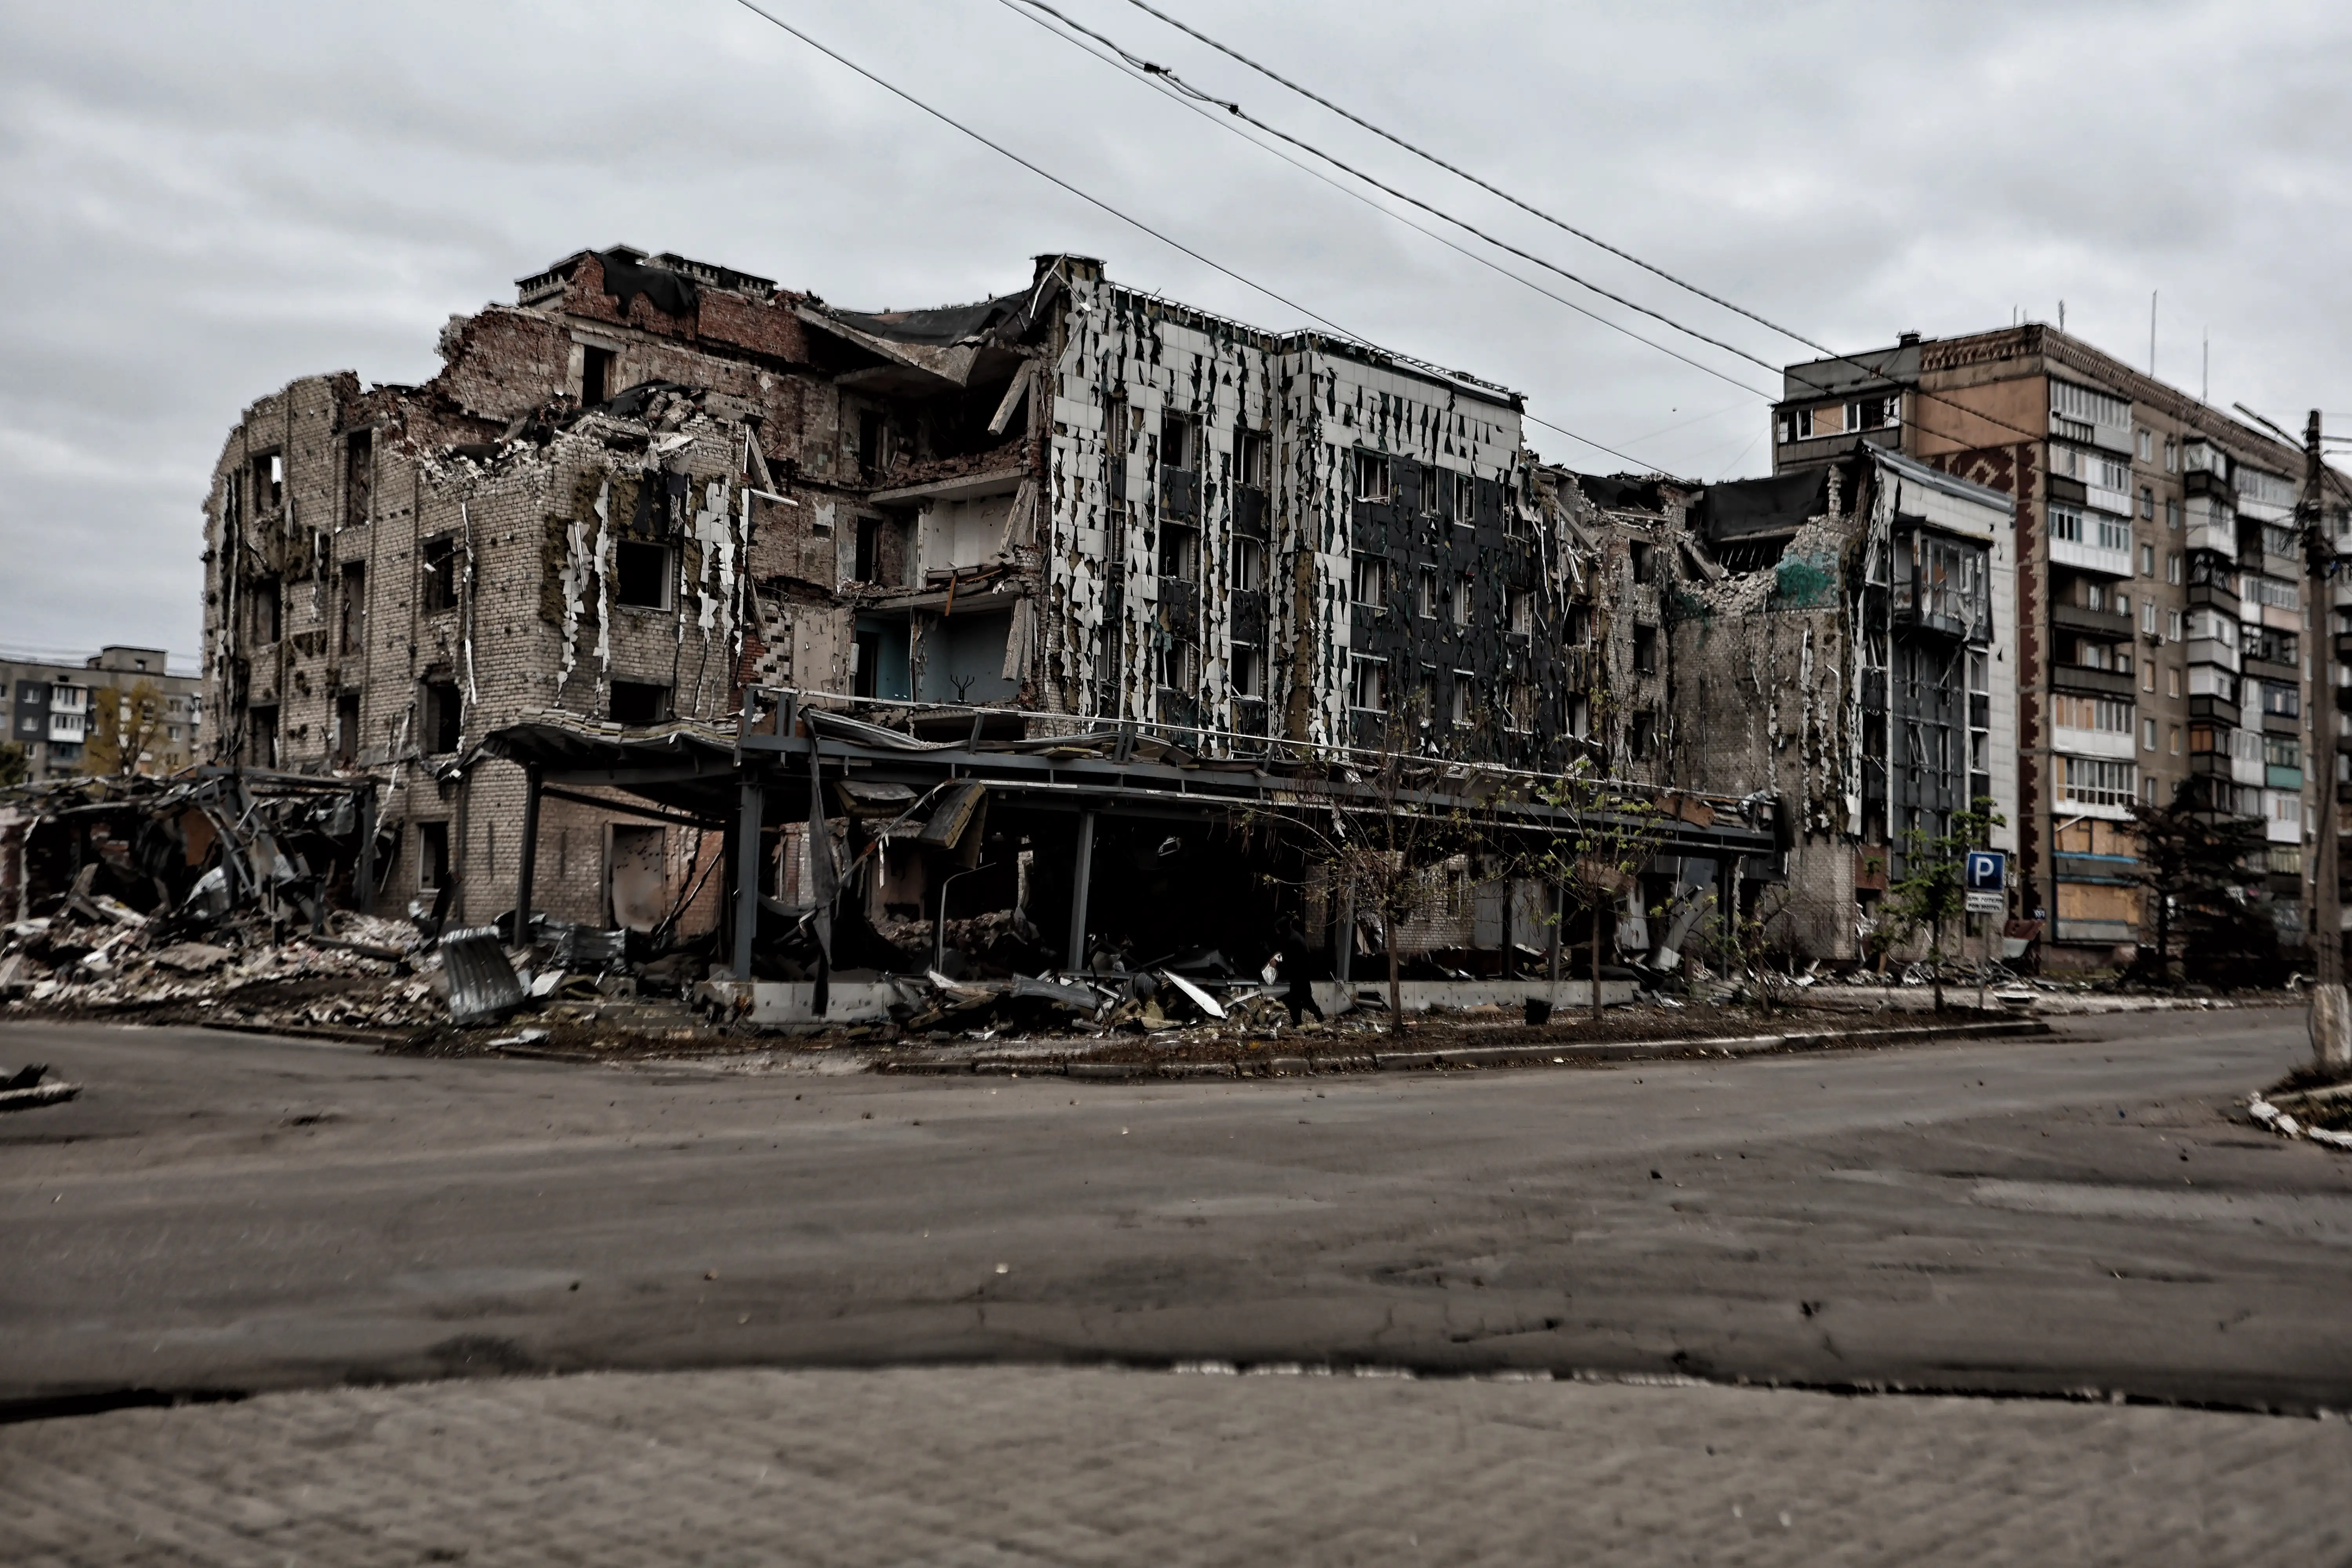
1668 450 2020 961
198 247 1639 961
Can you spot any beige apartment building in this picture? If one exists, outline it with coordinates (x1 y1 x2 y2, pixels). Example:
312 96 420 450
1773 325 2352 970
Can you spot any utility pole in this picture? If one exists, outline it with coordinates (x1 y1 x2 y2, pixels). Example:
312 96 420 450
2300 408 2348 1073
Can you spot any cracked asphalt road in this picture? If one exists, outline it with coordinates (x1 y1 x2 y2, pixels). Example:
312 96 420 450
4 1007 2345 1413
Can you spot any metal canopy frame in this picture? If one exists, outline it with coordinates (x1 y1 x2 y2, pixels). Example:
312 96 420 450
480 690 1780 982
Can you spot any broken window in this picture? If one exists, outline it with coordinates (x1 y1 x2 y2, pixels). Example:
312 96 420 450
247 704 278 769
1353 451 1391 504
1156 639 1199 694
581 345 615 406
417 821 450 892
343 430 372 528
1633 623 1659 674
1450 671 1473 728
855 515 885 583
1568 695 1590 740
1566 604 1593 647
1630 542 1656 584
247 577 282 646
858 409 889 480
421 537 459 613
1506 586 1531 635
614 541 670 608
1451 472 1475 525
1351 554 1391 611
1417 568 1439 620
609 681 669 726
1630 711 1655 759
1160 411 1195 472
1231 645 1264 699
1452 574 1472 628
339 562 365 655
1506 680 1531 732
1105 399 1132 504
1236 430 1270 490
1417 666 1439 725
336 691 360 766
423 679 462 755
1417 463 1443 517
1349 655 1387 713
1232 536 1266 593
1159 524 1201 583
250 452 283 517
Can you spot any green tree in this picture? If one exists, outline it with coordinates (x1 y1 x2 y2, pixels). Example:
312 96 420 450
1882 795 2004 1011
2127 780 2272 986
1528 760 1665 1021
0 742 27 788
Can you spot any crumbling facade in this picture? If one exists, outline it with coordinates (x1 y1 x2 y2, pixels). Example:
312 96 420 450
201 248 1584 946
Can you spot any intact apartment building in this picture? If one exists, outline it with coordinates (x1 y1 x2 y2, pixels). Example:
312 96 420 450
1772 325 2352 967
4 646 202 782
201 247 1580 935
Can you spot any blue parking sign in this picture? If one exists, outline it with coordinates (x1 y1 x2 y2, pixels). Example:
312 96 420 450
1964 850 2005 892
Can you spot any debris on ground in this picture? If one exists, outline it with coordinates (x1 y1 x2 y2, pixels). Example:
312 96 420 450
2248 1089 2352 1151
0 1062 81 1112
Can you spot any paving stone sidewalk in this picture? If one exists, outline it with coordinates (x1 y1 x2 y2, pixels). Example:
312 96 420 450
5 1367 2348 1566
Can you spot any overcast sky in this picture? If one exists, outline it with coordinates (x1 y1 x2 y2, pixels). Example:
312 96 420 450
3 0 2348 666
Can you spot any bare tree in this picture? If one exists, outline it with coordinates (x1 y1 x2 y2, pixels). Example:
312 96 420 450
83 679 172 779
1526 760 1666 1020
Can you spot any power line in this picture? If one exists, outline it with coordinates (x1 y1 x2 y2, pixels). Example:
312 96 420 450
1105 0 2055 450
726 0 1664 472
992 0 1773 405
1010 0 1780 392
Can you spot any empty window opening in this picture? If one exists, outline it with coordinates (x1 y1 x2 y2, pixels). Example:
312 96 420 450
858 409 889 480
1451 472 1475 524
247 704 278 770
614 541 670 608
1231 645 1264 699
417 821 450 892
421 537 459 613
1350 656 1387 712
250 452 283 517
339 562 366 654
1232 536 1266 592
247 578 282 646
1160 412 1195 472
1160 524 1201 583
1353 451 1391 503
1630 711 1656 759
1633 624 1659 674
343 430 372 528
609 681 669 726
1450 671 1474 728
423 679 462 754
336 691 360 766
1417 567 1440 620
1352 554 1390 610
581 345 616 406
1236 430 1270 490
1631 542 1657 584
1158 639 1200 693
1452 575 1473 628
1506 586 1531 635
855 515 886 583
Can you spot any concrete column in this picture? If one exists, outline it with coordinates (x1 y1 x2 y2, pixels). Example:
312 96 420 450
731 773 765 980
1065 809 1097 974
510 765 541 944
1333 887 1353 985
355 783 377 915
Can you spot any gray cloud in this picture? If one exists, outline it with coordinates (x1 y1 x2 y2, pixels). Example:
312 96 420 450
2 0 2346 661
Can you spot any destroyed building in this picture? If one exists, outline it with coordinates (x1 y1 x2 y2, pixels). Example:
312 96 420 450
198 247 1646 960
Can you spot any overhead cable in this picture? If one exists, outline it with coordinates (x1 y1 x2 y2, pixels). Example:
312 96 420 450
727 0 1665 472
993 0 1772 403
1104 0 2053 448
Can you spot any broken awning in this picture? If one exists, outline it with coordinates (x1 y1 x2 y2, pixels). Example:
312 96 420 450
1694 468 1831 543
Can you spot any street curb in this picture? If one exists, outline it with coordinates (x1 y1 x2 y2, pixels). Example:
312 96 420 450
871 1017 2050 1079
